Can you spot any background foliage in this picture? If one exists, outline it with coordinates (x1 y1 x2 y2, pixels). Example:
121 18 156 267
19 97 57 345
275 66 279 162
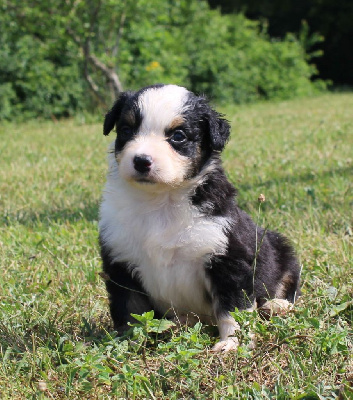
0 0 325 120
209 0 353 86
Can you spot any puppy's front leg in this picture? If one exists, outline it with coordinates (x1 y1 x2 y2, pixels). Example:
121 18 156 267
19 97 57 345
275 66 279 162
206 258 254 353
102 260 153 333
211 313 240 353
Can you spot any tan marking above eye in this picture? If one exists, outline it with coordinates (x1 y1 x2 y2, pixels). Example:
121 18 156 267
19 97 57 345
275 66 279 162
168 116 185 131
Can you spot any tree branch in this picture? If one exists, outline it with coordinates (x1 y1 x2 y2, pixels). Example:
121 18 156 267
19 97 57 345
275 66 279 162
112 5 126 58
88 0 102 36
88 53 124 96
65 5 124 100
84 59 106 105
66 26 82 47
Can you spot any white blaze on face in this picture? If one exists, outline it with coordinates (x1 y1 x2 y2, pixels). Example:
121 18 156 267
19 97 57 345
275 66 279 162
138 85 189 134
118 85 192 186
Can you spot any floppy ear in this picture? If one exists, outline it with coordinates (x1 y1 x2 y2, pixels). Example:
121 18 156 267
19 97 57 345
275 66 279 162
103 91 134 136
204 106 230 152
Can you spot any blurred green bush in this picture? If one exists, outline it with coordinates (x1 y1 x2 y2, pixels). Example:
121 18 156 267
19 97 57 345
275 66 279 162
0 0 325 120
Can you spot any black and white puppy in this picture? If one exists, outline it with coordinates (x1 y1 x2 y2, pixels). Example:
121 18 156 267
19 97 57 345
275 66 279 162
99 84 300 352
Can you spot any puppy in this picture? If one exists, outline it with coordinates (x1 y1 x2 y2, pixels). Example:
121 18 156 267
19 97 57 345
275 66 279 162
99 84 301 352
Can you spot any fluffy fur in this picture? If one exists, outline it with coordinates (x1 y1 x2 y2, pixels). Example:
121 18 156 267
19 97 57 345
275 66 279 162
99 84 301 352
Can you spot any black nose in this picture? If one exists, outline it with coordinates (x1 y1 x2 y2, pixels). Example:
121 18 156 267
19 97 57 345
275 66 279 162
133 154 153 173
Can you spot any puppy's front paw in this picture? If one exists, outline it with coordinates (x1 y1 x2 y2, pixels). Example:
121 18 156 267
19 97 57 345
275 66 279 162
211 336 239 353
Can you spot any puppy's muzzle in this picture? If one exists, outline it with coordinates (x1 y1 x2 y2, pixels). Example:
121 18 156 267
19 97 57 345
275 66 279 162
133 154 153 174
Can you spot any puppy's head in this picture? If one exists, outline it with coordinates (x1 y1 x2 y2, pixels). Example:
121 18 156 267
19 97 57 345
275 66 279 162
103 84 230 187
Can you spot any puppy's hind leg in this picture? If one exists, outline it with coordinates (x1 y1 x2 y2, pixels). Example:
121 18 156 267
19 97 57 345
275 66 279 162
258 269 300 319
258 298 293 319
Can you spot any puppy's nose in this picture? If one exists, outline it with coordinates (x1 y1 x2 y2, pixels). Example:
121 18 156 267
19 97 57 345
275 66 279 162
133 154 153 173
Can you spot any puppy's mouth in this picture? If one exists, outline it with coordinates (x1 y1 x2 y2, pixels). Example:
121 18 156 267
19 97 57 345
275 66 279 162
131 169 158 184
134 176 155 184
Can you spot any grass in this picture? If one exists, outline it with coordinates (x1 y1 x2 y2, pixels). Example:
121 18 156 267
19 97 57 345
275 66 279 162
0 92 352 399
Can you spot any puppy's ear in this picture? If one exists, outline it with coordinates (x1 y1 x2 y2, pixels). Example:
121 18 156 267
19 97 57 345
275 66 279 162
204 107 230 152
103 91 134 136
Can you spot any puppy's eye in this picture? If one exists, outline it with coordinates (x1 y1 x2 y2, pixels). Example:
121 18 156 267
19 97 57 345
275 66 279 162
120 125 133 136
171 130 187 143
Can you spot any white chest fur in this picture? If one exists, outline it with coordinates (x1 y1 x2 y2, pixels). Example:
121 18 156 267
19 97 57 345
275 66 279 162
99 160 229 319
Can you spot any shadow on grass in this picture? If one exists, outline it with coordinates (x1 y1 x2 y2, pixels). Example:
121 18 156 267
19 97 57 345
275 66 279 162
236 165 353 192
3 165 352 228
3 200 99 227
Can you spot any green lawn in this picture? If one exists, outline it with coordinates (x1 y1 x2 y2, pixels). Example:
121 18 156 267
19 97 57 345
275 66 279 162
0 93 352 399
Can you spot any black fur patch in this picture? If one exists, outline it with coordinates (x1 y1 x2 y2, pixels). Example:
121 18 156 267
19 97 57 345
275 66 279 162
182 93 230 153
99 236 156 331
191 160 237 216
190 166 300 318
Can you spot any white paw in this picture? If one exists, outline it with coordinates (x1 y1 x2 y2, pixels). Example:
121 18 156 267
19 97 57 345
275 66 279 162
259 299 293 319
211 336 239 353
